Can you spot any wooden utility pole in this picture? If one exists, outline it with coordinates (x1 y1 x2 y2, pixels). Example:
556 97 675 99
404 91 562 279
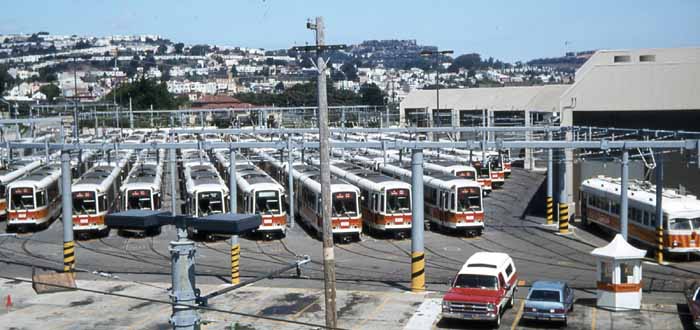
291 17 346 328
314 16 337 329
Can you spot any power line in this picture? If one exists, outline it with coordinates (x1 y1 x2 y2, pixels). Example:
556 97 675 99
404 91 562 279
0 274 349 330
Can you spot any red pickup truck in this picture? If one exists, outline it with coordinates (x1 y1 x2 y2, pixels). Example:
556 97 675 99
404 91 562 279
441 252 518 327
686 280 700 329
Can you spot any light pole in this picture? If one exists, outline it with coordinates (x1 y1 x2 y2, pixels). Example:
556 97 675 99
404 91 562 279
420 49 453 135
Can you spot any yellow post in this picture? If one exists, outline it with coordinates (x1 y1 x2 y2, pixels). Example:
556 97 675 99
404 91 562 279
411 251 425 292
63 240 76 275
231 243 240 285
546 197 554 225
558 203 569 234
656 227 664 264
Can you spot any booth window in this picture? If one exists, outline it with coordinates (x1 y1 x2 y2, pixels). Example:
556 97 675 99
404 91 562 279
601 261 613 283
620 263 634 284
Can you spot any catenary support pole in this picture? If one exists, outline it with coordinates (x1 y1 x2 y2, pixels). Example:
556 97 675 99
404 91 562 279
655 151 664 264
229 148 240 285
287 136 295 230
411 149 425 292
546 132 554 225
620 149 630 240
558 149 569 234
169 130 178 219
129 97 134 129
61 151 75 275
315 16 338 329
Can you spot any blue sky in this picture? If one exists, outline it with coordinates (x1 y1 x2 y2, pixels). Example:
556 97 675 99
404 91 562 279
2 0 699 62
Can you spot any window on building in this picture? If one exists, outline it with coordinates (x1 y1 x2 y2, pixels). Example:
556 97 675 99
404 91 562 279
601 261 613 283
614 55 631 63
639 55 656 62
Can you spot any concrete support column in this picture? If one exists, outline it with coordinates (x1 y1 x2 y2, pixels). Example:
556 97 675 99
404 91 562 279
61 151 75 274
287 136 295 229
620 149 630 240
410 149 425 292
655 151 664 264
558 149 569 234
524 110 532 170
546 133 554 225
228 148 240 285
169 239 199 330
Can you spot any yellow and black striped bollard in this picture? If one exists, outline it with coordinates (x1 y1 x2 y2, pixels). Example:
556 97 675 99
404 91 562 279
656 227 664 264
546 197 554 225
558 203 569 234
63 240 76 274
411 251 425 292
231 243 240 285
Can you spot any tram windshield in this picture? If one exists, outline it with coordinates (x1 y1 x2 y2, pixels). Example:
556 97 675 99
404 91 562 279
453 274 498 290
386 189 411 214
255 190 281 214
478 166 490 179
489 156 503 171
669 217 700 231
0 183 6 199
10 187 34 210
456 171 476 180
197 191 224 216
332 192 358 217
457 187 482 212
73 191 97 214
127 189 153 210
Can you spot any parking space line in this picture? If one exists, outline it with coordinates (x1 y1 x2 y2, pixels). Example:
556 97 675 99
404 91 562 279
591 306 596 330
352 294 390 330
510 299 525 330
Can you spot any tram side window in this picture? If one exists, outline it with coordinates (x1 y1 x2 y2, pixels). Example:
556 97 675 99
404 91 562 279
98 195 107 212
610 202 620 215
643 211 650 226
650 214 658 228
35 191 47 207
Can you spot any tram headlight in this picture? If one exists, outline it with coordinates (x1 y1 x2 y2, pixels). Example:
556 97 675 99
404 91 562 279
672 240 679 247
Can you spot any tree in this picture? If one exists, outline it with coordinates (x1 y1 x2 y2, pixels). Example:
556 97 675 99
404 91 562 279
104 77 182 110
189 44 210 56
359 83 385 106
40 84 60 103
37 66 58 82
173 43 185 55
448 53 482 73
0 65 14 95
156 44 167 55
230 65 238 77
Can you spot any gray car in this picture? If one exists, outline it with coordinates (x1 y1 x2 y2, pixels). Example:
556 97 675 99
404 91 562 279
522 280 574 325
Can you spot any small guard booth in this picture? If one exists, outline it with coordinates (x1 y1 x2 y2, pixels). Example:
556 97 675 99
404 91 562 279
590 234 646 311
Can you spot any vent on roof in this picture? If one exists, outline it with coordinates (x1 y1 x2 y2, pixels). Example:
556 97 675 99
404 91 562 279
639 55 656 62
614 55 631 63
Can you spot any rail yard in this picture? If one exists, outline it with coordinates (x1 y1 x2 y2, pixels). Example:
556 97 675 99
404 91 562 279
0 121 698 330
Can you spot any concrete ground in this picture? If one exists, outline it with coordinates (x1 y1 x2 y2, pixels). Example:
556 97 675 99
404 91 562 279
1 168 698 329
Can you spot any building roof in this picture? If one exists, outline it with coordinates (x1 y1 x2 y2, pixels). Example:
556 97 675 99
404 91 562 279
191 95 254 110
591 234 646 260
561 48 700 114
400 85 568 112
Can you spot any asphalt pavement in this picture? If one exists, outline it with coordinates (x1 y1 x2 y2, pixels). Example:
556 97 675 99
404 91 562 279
1 167 698 329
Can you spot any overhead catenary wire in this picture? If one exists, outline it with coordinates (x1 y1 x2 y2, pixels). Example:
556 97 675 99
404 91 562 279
0 274 349 330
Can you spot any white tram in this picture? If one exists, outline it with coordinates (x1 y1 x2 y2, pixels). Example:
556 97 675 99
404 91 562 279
580 176 700 254
257 151 363 243
0 159 44 220
72 152 132 235
182 157 229 221
329 161 412 238
213 150 287 238
6 165 62 231
353 155 485 236
121 150 164 211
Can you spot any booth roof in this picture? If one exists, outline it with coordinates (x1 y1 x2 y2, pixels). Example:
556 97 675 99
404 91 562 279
590 234 647 260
